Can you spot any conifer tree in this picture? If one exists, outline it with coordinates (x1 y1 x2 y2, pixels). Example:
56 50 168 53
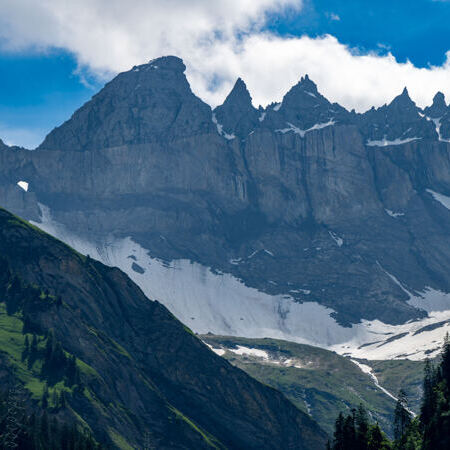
355 403 369 450
332 412 345 450
367 423 390 450
393 390 411 443
22 335 30 362
41 384 49 410
342 413 356 448
2 386 23 450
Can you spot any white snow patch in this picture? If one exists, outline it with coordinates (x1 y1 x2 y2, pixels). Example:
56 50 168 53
229 345 269 359
205 343 226 356
247 249 274 259
385 209 404 218
408 287 450 312
273 103 281 111
366 136 421 147
305 91 316 98
426 189 450 210
17 181 28 192
229 257 242 265
377 261 413 297
328 231 343 247
212 113 235 140
290 289 311 295
351 360 398 401
258 112 266 122
304 399 312 414
276 120 334 138
30 203 450 362
424 116 450 143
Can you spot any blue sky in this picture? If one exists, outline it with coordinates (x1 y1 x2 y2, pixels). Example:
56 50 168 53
0 0 449 148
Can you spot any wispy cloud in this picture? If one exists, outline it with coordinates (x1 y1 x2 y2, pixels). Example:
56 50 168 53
328 12 341 21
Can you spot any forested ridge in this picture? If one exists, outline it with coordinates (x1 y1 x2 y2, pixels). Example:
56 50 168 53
329 335 450 449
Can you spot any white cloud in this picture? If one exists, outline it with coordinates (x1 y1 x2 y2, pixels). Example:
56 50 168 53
328 12 341 21
0 0 450 113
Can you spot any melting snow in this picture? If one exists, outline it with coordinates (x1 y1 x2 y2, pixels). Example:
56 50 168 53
212 113 235 140
366 137 421 147
230 257 242 265
17 181 29 192
290 289 311 295
205 343 226 356
426 189 450 210
385 209 404 218
351 360 398 402
31 203 450 361
276 120 335 138
329 231 343 247
229 346 269 359
424 116 450 143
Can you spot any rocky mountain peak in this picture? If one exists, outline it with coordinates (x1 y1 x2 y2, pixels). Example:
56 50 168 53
424 91 448 118
145 55 186 72
38 55 213 151
389 87 417 111
283 74 322 106
359 86 437 142
268 74 341 130
213 77 259 138
298 74 318 92
222 77 254 110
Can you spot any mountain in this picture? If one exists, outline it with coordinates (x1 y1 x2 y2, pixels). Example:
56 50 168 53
201 335 425 437
0 207 327 449
0 55 450 359
213 78 260 139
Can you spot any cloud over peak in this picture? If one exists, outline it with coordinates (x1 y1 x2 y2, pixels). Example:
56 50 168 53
1 0 449 112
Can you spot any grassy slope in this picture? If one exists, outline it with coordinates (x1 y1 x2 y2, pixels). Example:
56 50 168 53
0 207 328 450
0 292 219 450
201 335 423 437
0 214 221 449
363 359 424 412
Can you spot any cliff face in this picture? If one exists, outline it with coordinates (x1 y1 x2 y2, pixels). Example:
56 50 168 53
0 207 326 449
1 55 450 327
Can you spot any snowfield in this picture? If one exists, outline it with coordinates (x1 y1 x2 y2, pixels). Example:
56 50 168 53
32 204 450 361
366 137 421 147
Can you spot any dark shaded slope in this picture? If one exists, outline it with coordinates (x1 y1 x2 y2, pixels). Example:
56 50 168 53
0 208 326 449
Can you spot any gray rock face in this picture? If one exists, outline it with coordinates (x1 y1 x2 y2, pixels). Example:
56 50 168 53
424 92 448 118
39 56 214 151
358 88 436 142
214 78 260 139
1 55 450 326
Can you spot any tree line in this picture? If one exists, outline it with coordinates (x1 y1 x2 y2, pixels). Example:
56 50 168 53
328 334 450 449
0 385 101 449
0 257 101 448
